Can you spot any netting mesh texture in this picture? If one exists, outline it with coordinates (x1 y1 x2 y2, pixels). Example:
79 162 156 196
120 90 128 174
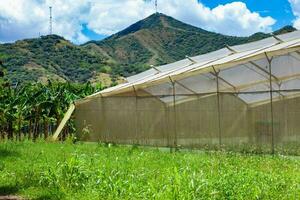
75 50 300 155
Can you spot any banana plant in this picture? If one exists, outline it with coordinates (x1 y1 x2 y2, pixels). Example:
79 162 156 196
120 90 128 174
0 78 103 141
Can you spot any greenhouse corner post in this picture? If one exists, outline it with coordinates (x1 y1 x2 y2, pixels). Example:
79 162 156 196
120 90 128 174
212 66 222 148
265 52 275 154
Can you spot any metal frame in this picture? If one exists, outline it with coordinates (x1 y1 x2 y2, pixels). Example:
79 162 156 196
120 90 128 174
169 76 178 149
133 85 139 144
212 66 222 147
101 96 108 143
56 32 300 151
265 52 275 154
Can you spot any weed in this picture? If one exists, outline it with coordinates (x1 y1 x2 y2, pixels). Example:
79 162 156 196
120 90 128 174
0 142 299 200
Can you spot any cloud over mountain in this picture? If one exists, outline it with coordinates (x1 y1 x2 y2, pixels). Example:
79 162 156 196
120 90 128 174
0 0 276 44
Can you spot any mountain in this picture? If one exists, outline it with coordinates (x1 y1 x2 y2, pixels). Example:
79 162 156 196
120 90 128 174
0 35 122 85
85 13 296 77
0 13 296 84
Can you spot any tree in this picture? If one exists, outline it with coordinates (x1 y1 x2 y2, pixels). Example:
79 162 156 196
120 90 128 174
0 76 103 141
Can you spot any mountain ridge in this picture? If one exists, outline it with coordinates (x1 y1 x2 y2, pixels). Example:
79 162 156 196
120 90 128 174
0 13 297 84
85 13 296 77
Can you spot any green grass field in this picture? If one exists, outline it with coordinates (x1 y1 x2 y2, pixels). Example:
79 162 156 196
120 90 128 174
0 141 299 200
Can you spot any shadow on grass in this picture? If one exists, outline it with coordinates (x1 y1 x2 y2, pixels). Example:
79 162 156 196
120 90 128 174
32 194 59 200
31 189 64 200
0 185 62 200
0 185 19 196
0 149 20 158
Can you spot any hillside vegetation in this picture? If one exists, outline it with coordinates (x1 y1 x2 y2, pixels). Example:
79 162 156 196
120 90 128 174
0 35 118 85
0 13 296 84
87 13 296 77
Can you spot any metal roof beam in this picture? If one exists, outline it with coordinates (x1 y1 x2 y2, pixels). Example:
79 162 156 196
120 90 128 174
248 60 280 83
185 55 197 64
271 34 284 43
210 66 237 92
225 45 238 54
150 65 161 73
173 81 198 95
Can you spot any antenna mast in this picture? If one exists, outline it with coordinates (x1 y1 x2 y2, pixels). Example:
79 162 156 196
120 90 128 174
49 6 52 35
155 0 158 13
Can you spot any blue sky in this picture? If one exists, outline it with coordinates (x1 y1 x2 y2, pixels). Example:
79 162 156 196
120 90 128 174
201 0 295 29
82 24 107 42
83 0 296 42
0 0 299 44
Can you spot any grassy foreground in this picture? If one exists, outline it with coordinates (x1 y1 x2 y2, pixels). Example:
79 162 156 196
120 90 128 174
0 141 299 200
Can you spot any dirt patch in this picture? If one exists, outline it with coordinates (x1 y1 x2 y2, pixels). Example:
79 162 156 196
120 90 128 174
0 196 23 200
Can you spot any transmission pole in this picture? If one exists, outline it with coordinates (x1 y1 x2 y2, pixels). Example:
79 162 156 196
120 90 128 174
49 6 52 35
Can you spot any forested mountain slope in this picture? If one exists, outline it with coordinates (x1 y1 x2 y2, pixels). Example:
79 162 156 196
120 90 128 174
0 13 296 84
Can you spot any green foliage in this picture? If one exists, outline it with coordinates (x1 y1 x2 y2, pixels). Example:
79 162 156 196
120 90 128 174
0 15 297 83
0 35 109 83
0 142 299 199
89 13 296 77
0 80 102 140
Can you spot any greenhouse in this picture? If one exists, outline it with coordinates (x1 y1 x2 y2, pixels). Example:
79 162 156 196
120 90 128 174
73 31 300 153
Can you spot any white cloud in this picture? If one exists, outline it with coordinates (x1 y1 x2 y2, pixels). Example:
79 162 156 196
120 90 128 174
0 0 90 44
87 0 275 37
289 0 300 29
87 0 154 35
160 1 275 36
0 0 276 44
0 0 47 42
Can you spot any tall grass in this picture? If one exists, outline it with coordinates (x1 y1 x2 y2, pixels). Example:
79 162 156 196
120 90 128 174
0 141 299 199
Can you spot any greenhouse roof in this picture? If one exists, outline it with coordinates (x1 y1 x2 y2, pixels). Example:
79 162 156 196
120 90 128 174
81 30 300 106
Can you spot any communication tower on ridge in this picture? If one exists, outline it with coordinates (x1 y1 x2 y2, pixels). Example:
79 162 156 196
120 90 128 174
155 0 158 13
49 6 53 35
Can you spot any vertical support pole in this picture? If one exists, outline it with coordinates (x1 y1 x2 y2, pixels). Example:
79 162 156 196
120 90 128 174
49 7 52 35
212 66 222 148
265 53 275 154
197 93 201 146
170 77 177 151
166 103 171 148
100 95 107 143
133 86 139 145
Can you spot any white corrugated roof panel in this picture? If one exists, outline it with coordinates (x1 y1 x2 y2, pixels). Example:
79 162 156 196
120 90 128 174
80 30 300 105
126 68 157 83
231 37 278 53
